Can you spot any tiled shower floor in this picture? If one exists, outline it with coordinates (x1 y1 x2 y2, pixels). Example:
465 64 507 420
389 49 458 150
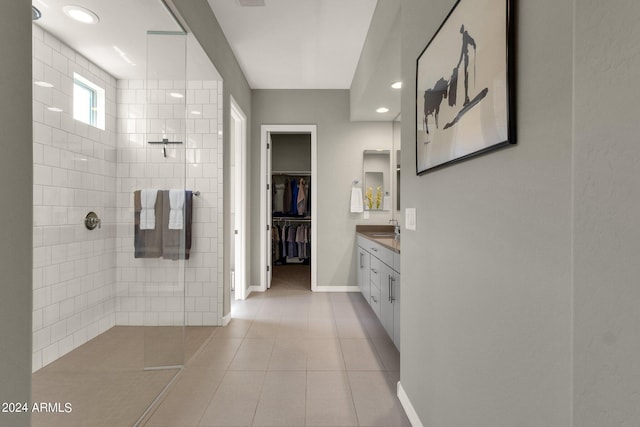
33 264 409 426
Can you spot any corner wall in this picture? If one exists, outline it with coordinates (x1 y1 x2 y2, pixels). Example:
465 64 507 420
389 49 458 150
399 0 573 425
172 0 252 313
573 0 640 424
0 1 32 424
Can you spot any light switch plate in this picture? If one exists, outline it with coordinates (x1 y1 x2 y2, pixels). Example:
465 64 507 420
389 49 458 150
405 208 416 230
363 211 370 220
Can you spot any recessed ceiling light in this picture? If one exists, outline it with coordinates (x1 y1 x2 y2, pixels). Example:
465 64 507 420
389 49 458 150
47 107 63 112
62 5 99 24
34 81 54 88
191 110 202 115
170 92 184 99
376 107 389 113
391 81 402 89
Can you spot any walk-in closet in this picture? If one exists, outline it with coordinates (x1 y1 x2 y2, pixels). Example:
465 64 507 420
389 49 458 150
270 133 312 290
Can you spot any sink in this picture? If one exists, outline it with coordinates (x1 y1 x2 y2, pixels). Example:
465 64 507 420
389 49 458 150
369 233 394 237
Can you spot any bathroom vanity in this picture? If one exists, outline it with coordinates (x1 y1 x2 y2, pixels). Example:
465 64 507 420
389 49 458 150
356 226 400 350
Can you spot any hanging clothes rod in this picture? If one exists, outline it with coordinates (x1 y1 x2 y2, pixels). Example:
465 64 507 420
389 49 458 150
272 217 311 222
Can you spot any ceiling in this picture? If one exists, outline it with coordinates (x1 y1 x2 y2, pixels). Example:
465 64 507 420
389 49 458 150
207 0 378 89
32 0 220 81
33 0 399 121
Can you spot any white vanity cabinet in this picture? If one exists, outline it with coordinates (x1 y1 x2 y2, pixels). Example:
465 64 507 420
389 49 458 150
357 234 400 350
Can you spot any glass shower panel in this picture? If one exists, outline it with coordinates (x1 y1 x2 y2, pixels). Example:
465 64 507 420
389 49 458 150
143 31 187 369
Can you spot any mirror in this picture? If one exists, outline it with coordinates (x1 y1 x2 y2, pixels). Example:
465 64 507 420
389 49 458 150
363 149 391 211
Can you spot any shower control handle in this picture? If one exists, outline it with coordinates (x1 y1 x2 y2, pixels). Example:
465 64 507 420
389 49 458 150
85 212 101 230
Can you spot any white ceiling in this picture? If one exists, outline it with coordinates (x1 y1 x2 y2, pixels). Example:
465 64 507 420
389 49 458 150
207 0 378 89
33 0 220 81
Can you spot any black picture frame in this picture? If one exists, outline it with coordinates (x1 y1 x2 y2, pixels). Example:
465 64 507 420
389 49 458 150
415 0 515 175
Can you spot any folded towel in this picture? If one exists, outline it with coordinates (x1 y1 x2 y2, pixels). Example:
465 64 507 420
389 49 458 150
140 189 158 230
168 189 186 230
134 190 163 258
350 187 364 213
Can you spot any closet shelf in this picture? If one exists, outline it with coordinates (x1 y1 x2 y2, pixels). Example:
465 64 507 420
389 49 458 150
272 171 311 176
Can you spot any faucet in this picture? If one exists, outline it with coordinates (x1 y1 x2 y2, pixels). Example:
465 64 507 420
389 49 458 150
389 219 400 240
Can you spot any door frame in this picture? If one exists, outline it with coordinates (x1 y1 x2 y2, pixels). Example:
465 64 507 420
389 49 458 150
230 97 247 300
260 124 318 291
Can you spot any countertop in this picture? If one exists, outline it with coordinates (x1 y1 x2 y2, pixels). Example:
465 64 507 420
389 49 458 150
356 225 400 254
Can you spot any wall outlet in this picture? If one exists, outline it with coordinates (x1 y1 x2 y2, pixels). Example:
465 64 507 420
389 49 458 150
405 208 416 230
363 211 370 220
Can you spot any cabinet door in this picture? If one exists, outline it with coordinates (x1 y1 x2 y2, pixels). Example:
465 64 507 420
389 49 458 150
392 272 400 350
379 263 394 339
369 282 381 317
357 247 370 303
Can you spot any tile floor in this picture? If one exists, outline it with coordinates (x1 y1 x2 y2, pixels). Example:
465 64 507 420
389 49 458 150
31 326 215 427
142 265 409 427
32 264 409 427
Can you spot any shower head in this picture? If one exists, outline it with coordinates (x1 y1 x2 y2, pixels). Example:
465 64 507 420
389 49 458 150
32 6 42 20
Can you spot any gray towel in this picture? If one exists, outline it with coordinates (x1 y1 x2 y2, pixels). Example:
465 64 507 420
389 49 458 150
134 190 163 258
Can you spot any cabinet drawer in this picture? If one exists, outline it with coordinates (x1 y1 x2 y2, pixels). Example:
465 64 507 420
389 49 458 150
368 240 394 268
369 256 382 287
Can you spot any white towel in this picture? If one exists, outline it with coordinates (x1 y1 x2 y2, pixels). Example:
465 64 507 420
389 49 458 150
168 189 185 230
140 189 158 230
350 187 364 213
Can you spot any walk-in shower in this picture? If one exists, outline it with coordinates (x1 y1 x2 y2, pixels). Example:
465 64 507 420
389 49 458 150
31 2 223 424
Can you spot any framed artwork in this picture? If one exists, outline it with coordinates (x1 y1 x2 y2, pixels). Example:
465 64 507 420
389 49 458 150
416 0 515 175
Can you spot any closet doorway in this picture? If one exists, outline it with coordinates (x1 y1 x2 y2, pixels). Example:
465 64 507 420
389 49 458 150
260 125 317 291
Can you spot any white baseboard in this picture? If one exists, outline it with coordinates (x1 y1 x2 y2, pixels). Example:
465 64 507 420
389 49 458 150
221 312 231 326
313 285 360 292
246 285 263 298
397 381 423 427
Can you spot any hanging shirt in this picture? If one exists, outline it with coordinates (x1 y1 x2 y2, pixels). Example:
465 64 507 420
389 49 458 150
290 179 299 215
297 178 307 216
283 180 291 215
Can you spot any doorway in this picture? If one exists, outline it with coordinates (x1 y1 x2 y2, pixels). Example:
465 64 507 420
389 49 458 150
260 125 318 291
230 97 247 302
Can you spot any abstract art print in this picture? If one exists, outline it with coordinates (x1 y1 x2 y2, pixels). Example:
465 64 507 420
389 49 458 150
416 0 515 175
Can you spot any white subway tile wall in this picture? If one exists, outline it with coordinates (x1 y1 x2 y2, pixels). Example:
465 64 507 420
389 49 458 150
114 79 223 327
32 25 117 371
32 26 224 371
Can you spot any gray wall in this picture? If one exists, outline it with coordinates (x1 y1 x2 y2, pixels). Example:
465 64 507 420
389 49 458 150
173 0 252 316
271 133 311 172
573 0 640 424
0 1 32 426
400 0 573 425
251 90 393 288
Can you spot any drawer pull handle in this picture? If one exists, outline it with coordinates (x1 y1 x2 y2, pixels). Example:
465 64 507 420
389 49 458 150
370 295 377 304
371 269 378 274
389 276 395 302
371 247 378 252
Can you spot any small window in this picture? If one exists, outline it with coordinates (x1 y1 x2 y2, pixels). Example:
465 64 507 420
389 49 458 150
73 73 105 130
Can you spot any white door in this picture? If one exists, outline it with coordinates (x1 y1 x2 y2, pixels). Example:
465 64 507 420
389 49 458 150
266 132 273 288
230 98 247 300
